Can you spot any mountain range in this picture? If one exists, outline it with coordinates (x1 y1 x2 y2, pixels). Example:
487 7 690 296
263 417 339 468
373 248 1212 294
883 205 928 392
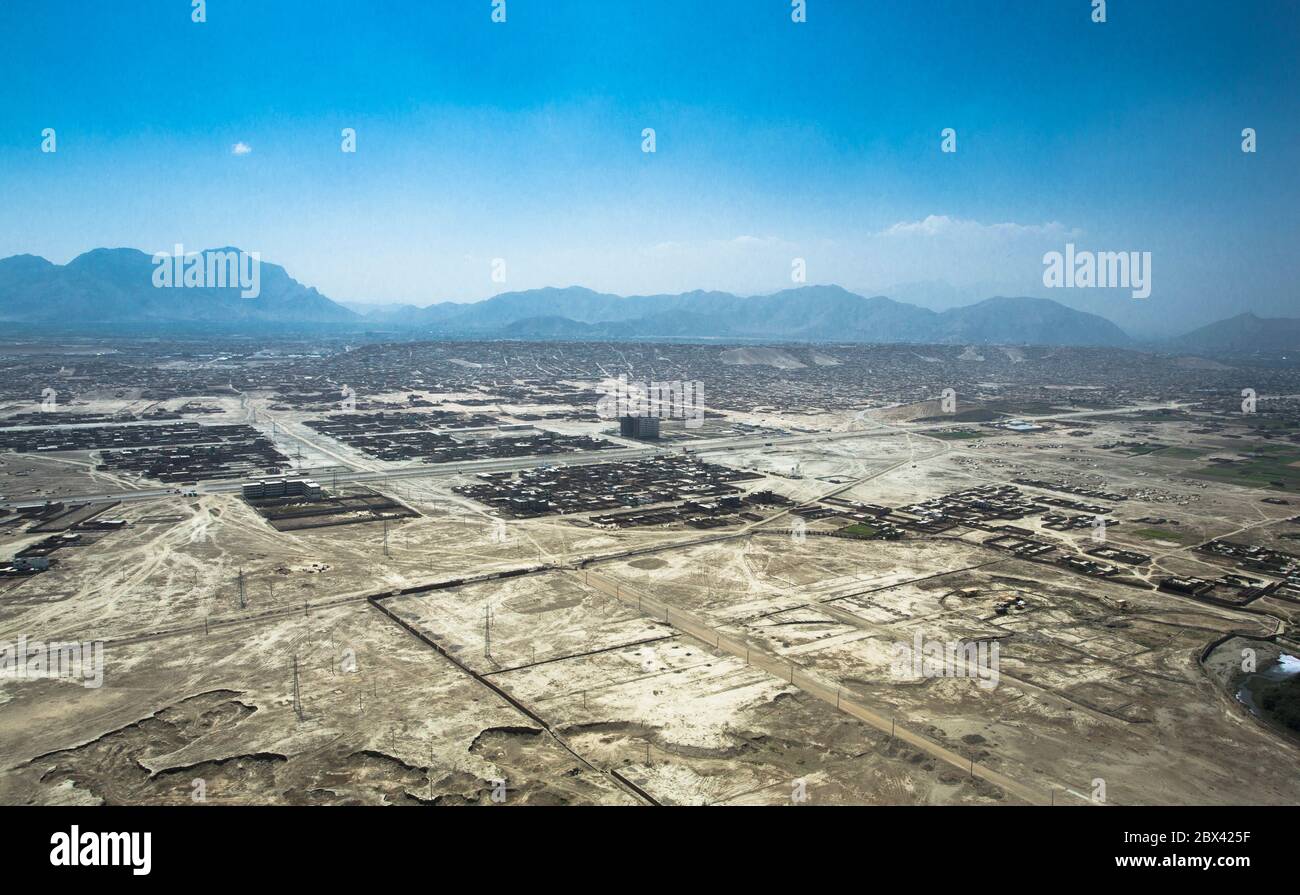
0 248 1291 351
1169 312 1300 353
358 285 1133 346
0 248 354 328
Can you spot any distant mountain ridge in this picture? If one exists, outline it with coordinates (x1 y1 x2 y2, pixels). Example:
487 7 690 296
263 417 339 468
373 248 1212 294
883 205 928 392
0 248 357 327
1170 312 1300 353
1 247 1279 350
357 284 1133 346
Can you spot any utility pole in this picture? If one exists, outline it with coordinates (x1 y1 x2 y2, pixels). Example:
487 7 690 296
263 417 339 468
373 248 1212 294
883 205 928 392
383 518 390 557
292 654 304 721
237 566 246 609
483 603 493 659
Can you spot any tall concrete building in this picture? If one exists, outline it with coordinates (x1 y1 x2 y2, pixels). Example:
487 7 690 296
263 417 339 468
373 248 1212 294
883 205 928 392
619 416 660 440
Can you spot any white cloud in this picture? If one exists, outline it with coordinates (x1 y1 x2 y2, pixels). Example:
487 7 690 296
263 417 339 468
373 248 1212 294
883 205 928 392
231 142 253 156
879 214 1078 239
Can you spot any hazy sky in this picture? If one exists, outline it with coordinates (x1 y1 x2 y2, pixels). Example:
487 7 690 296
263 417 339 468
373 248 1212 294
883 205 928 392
1 0 1296 336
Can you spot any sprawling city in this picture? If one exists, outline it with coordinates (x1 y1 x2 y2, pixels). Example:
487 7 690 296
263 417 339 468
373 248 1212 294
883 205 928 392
1 336 1297 810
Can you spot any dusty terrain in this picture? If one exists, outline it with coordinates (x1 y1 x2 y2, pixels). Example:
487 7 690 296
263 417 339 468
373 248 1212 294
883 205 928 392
2 391 1299 806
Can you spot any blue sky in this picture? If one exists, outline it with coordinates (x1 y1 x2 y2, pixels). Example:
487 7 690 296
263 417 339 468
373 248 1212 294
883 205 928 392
1 0 1296 335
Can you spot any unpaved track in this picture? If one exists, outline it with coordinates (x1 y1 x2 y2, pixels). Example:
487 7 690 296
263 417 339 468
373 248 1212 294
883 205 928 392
366 593 659 806
572 567 1089 807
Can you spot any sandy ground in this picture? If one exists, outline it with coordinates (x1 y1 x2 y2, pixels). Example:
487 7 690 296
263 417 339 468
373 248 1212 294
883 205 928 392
1 406 1298 805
